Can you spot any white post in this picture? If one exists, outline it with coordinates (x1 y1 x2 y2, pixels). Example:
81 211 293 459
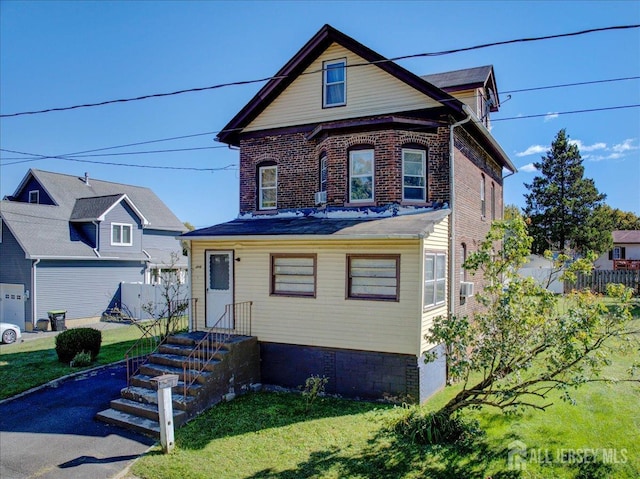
150 374 179 453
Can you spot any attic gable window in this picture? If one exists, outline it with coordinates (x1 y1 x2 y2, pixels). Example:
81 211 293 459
323 59 346 107
111 223 132 246
29 190 39 204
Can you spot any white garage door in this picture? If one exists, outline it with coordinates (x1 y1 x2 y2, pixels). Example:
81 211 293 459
0 283 26 330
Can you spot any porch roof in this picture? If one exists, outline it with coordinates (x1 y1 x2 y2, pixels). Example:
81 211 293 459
183 209 450 241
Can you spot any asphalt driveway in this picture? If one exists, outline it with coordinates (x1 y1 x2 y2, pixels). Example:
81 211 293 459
0 363 156 479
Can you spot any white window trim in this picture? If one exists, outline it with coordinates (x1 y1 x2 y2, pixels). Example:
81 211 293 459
323 59 346 108
349 149 375 203
29 190 39 204
320 155 328 192
259 165 277 210
424 252 447 310
613 247 622 260
111 223 133 246
402 148 427 202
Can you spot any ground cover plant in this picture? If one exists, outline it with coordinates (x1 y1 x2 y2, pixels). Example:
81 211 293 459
130 322 638 479
0 323 143 399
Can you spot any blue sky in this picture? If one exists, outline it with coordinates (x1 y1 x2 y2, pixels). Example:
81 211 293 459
1 1 638 228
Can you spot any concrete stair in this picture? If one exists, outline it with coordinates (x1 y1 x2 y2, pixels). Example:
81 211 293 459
96 332 260 438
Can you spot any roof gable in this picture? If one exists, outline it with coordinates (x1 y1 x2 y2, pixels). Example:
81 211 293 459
70 194 149 225
16 169 184 231
216 24 463 146
613 230 640 244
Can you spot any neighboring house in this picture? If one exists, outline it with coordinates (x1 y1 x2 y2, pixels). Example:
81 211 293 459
594 230 640 270
0 169 187 330
182 25 516 402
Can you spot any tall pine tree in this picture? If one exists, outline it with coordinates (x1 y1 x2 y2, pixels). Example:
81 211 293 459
524 129 606 254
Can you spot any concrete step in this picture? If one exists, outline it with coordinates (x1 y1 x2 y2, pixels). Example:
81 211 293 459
121 385 196 410
139 362 212 384
109 398 188 427
130 374 203 397
159 343 229 361
149 352 221 371
96 408 160 439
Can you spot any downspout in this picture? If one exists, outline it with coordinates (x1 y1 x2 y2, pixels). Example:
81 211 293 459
185 239 193 332
92 221 101 257
449 106 472 317
32 258 40 328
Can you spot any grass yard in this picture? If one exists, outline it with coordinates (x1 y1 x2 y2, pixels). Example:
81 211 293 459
0 323 143 399
131 321 639 479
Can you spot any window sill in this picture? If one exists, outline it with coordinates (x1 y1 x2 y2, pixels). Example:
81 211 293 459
401 200 430 207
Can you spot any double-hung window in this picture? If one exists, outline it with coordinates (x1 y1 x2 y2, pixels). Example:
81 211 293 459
111 223 132 246
323 59 346 107
319 154 328 193
402 148 427 201
349 149 374 203
347 255 399 301
480 174 486 217
424 252 446 309
259 165 277 210
490 182 496 220
271 254 316 297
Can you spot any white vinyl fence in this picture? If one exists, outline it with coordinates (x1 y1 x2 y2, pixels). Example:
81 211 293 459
120 282 189 320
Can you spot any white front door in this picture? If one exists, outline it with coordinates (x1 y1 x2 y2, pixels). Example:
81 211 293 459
0 283 26 330
205 251 234 329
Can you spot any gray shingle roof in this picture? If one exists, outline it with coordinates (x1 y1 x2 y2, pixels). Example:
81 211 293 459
70 195 125 221
22 170 185 231
421 65 494 90
184 209 450 239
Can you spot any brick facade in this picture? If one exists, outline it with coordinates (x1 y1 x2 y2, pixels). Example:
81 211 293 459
239 127 450 214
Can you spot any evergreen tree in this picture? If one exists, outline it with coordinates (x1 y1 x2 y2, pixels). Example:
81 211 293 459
523 129 606 254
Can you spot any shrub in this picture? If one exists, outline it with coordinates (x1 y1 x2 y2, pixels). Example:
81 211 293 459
55 328 102 363
392 407 482 445
70 350 92 368
300 374 329 413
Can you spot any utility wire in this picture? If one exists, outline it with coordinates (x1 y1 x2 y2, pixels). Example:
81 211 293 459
1 24 637 118
502 75 640 94
0 148 236 171
492 104 640 122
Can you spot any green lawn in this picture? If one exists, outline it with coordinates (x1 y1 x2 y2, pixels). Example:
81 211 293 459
131 321 639 479
0 324 143 399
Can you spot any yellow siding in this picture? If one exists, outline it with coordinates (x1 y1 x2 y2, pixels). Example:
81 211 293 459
450 88 480 117
420 217 449 354
246 43 442 132
190 238 423 355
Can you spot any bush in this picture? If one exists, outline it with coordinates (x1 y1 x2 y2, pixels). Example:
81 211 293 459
70 350 92 368
392 407 482 445
55 328 102 363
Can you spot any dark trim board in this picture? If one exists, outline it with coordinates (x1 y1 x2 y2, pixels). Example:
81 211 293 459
259 342 439 402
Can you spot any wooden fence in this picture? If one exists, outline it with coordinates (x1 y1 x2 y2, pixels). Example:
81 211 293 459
568 270 640 294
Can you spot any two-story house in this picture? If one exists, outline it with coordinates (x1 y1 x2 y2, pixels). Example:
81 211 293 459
0 169 187 330
183 25 516 402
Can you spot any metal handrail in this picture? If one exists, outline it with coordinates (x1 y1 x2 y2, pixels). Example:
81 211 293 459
182 301 252 398
124 298 195 386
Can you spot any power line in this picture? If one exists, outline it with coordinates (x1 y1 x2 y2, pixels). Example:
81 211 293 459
0 147 236 171
1 24 637 119
502 75 640 94
492 104 640 122
0 145 227 163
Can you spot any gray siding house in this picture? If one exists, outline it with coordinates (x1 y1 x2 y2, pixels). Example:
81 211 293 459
0 169 187 330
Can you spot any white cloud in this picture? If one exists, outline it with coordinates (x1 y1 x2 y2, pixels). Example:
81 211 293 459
568 139 607 152
519 163 538 173
587 152 624 162
516 145 548 157
544 112 559 122
612 139 638 153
